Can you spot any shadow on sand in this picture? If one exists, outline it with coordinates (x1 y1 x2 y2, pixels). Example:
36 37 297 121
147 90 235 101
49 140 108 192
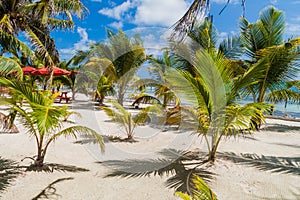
99 149 214 193
75 134 138 144
18 163 89 173
261 124 300 132
0 157 21 195
31 177 74 200
219 152 300 176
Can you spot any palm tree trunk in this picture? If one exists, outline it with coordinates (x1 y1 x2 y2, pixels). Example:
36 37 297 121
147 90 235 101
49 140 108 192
117 83 126 106
35 146 45 167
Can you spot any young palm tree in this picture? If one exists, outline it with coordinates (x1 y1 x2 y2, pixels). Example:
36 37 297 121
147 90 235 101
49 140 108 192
0 78 104 167
95 75 115 105
167 49 270 162
101 101 155 141
133 51 179 109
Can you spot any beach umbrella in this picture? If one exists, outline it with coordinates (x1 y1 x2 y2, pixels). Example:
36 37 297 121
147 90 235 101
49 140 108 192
22 66 37 75
33 66 71 76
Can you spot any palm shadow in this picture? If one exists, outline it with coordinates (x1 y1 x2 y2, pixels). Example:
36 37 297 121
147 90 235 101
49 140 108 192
219 152 300 175
74 134 138 144
0 157 21 195
31 177 74 200
272 142 300 149
99 149 214 193
19 163 89 173
261 124 300 132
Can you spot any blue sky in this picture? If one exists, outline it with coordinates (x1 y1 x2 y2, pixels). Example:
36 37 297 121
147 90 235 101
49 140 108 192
52 0 300 60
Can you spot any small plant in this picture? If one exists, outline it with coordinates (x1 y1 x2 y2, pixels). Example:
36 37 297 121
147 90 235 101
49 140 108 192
101 101 156 141
0 78 104 167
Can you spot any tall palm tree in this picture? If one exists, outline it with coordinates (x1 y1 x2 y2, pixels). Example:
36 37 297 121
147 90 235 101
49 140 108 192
0 78 104 167
0 0 88 88
87 30 146 106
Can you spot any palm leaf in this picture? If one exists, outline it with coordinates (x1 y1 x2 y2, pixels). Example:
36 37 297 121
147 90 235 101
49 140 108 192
46 125 104 153
25 28 54 66
0 57 22 78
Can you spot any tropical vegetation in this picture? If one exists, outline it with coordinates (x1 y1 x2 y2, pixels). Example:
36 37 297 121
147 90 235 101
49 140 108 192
0 78 104 167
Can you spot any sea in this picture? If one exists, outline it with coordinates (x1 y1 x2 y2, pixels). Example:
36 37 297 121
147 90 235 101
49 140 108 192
125 88 300 119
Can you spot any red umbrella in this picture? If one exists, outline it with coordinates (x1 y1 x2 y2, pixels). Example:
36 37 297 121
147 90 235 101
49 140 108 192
22 66 37 75
32 66 71 76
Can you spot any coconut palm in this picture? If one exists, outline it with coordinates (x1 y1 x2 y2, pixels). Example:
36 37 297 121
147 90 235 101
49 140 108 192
167 49 270 162
88 30 146 106
239 6 300 103
0 0 88 88
0 78 104 167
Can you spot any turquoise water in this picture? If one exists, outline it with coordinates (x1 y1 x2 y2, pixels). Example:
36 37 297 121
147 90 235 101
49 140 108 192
126 87 300 118
271 102 300 118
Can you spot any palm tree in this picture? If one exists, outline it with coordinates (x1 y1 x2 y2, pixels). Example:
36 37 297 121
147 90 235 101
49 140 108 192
0 0 88 88
95 75 115 105
101 101 156 141
167 49 270 162
0 78 104 167
239 6 300 103
133 51 179 109
88 30 146 106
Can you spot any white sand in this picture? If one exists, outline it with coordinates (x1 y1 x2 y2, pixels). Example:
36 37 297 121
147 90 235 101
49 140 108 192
0 100 299 199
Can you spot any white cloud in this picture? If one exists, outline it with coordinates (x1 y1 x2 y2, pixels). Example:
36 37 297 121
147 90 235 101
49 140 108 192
134 0 189 26
290 1 300 4
60 27 95 58
109 21 124 29
270 0 278 4
286 23 300 36
124 27 170 56
98 0 190 27
292 16 300 21
99 0 135 20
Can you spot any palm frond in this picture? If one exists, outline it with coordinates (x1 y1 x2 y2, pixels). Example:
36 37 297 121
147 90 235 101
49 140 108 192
131 94 161 106
0 31 34 57
176 174 218 200
170 0 209 42
48 18 74 30
0 57 22 78
25 28 54 66
46 125 104 153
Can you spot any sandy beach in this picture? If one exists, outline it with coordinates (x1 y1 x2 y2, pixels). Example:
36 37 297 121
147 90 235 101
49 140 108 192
0 100 299 200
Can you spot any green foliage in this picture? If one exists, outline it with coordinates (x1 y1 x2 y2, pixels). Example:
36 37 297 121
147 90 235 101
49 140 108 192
0 78 104 167
101 101 158 139
87 29 146 105
176 175 218 200
166 49 270 162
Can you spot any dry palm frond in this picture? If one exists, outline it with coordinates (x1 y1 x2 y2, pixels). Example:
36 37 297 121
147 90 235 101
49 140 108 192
170 0 209 43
